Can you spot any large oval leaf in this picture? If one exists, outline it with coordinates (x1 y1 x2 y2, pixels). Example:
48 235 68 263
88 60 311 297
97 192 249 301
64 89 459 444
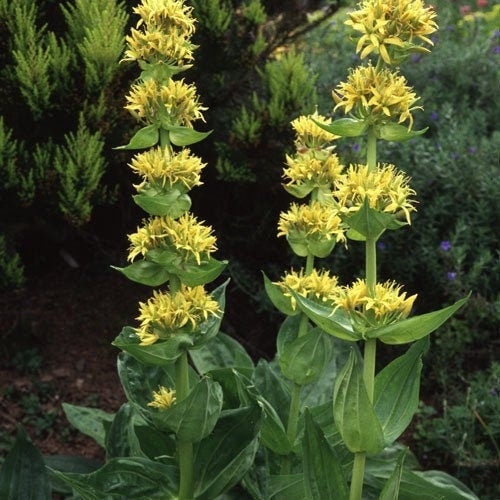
151 377 223 442
373 339 427 445
168 125 212 146
111 260 170 287
368 295 469 344
291 291 359 341
333 350 385 455
114 124 159 150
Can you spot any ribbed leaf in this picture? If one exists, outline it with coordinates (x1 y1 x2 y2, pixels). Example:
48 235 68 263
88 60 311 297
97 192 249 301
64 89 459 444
115 124 159 150
302 410 349 500
368 295 469 344
0 427 51 500
374 339 427 444
62 404 114 448
193 405 263 499
151 378 223 442
333 350 384 454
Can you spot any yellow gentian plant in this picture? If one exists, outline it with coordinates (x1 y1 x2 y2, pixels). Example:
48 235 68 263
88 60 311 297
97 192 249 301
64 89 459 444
275 0 469 498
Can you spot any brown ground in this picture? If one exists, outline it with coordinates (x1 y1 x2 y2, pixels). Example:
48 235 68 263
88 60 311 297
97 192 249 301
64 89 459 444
0 265 150 461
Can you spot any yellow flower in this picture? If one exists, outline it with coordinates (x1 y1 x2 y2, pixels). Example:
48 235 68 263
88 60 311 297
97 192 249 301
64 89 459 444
127 213 217 264
345 0 438 64
278 201 346 257
125 78 207 127
283 150 344 193
291 111 339 150
148 386 176 409
135 285 220 344
274 268 341 310
335 163 417 224
336 278 417 330
133 0 196 36
333 64 421 129
123 27 195 64
129 147 205 192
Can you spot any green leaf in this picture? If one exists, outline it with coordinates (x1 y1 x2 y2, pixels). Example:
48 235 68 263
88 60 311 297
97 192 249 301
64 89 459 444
365 465 479 500
290 291 358 341
313 117 368 137
114 124 159 150
369 294 469 344
175 257 228 287
263 272 298 316
0 427 51 500
151 377 223 442
333 350 385 454
283 183 314 199
117 352 176 420
111 260 170 287
343 197 405 240
277 318 335 385
268 474 305 499
257 396 292 455
302 410 349 500
193 405 263 499
45 455 101 495
168 125 212 146
105 403 143 459
374 339 427 444
62 403 114 448
378 448 406 500
377 123 428 142
49 457 178 499
253 360 291 425
112 326 194 365
133 189 191 218
189 332 254 375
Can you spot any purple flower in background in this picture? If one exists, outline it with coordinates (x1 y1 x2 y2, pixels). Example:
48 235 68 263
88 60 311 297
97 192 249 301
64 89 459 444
493 46 500 54
440 240 452 251
352 142 360 153
377 241 387 251
469 146 477 154
447 271 457 281
430 111 439 122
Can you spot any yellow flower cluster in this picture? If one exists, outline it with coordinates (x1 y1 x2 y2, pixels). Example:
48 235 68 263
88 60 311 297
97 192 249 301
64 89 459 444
128 213 217 264
123 0 196 64
134 0 196 33
345 0 438 64
274 268 340 310
278 202 346 244
125 78 206 127
148 386 177 409
335 163 416 224
291 111 339 150
335 278 417 329
283 150 344 191
333 64 420 129
135 285 220 345
129 147 205 192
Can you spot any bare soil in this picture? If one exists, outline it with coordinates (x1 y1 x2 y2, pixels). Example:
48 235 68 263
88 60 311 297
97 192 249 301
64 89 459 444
0 265 150 461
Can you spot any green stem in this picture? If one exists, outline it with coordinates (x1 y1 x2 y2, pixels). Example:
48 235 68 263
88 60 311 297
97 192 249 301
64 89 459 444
367 127 377 172
281 252 315 475
349 130 379 500
350 452 367 500
176 350 193 499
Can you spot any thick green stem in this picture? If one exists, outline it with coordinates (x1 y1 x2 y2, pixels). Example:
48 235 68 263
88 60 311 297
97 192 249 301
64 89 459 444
367 128 377 172
176 351 193 499
349 130 379 500
350 452 367 500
